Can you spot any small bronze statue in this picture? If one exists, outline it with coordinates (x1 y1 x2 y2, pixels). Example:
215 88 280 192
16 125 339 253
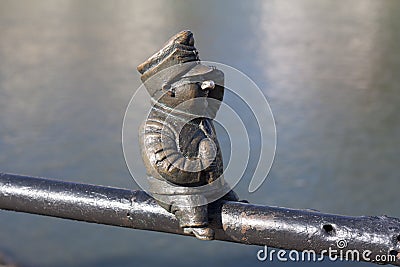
138 30 238 240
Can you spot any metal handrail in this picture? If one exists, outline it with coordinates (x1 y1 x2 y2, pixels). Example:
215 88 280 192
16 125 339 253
0 172 399 266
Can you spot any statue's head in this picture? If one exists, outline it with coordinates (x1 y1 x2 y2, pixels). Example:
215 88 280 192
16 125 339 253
137 30 224 118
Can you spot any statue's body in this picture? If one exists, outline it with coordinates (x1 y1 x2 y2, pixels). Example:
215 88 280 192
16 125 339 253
138 30 238 240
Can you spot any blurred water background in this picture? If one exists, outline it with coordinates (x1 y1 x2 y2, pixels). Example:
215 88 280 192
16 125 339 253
0 0 399 266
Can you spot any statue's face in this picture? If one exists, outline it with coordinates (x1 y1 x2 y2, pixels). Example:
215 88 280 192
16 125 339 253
157 69 224 118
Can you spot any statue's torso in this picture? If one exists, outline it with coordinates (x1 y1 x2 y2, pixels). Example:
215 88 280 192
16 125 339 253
140 107 223 187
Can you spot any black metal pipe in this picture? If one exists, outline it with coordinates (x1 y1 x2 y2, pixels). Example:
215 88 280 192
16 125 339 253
1 172 399 265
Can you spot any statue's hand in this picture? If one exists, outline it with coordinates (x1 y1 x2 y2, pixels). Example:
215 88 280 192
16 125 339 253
198 138 217 170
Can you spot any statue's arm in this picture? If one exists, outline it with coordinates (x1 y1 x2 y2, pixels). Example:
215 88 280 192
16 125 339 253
142 120 214 185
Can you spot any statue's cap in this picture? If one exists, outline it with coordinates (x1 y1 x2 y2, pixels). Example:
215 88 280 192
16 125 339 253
137 30 215 96
137 30 198 78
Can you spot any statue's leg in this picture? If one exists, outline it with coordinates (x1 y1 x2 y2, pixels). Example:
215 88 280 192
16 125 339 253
149 177 215 240
171 203 214 241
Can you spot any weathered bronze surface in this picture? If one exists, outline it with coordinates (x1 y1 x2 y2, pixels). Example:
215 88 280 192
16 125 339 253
137 30 238 240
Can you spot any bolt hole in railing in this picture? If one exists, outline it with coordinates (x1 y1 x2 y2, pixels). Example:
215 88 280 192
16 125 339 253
322 224 335 235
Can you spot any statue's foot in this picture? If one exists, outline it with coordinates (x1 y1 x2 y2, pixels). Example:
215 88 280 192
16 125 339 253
184 227 215 241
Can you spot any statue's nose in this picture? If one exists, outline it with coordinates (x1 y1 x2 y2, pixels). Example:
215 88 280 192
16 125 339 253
201 80 215 90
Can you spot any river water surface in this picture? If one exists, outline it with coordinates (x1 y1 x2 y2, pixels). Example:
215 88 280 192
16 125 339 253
0 1 399 266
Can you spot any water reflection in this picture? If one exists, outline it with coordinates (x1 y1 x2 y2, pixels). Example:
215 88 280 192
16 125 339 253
255 0 400 216
0 0 399 266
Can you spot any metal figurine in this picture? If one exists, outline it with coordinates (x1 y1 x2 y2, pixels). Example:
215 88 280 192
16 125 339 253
137 30 238 240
